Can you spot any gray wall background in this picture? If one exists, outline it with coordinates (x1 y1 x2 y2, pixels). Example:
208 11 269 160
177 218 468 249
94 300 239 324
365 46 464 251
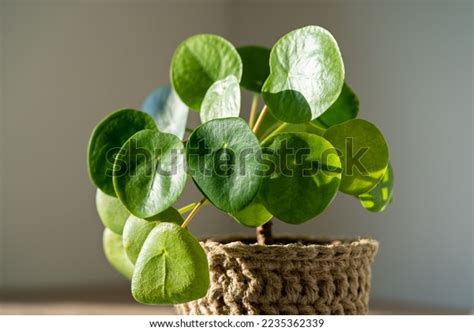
1 0 472 309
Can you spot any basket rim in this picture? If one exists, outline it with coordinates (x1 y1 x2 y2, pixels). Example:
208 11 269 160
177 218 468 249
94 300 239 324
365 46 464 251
197 234 379 261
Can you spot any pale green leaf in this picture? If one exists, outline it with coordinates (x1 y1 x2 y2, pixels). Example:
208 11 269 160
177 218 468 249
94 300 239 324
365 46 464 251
200 76 240 123
262 26 345 123
142 85 189 139
132 223 209 304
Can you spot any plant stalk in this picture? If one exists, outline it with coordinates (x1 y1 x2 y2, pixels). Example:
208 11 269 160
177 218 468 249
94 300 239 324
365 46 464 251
252 105 269 134
256 220 273 245
253 104 273 245
309 121 327 135
181 197 207 228
249 93 259 129
178 202 198 214
260 122 290 143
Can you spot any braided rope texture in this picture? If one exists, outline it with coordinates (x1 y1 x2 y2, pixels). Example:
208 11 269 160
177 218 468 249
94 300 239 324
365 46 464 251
175 236 378 315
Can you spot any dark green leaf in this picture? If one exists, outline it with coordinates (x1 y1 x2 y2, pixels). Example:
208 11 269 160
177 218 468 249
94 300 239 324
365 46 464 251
259 132 342 224
122 208 183 263
262 26 345 123
113 129 187 218
186 118 262 213
200 75 240 123
237 46 270 93
96 189 129 235
88 109 156 196
254 108 325 141
323 119 389 195
132 223 209 304
142 85 189 139
230 195 272 228
171 34 242 110
103 228 134 280
359 162 394 212
313 82 359 128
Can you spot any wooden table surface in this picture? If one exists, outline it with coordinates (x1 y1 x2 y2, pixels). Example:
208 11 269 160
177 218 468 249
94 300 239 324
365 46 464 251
0 286 468 315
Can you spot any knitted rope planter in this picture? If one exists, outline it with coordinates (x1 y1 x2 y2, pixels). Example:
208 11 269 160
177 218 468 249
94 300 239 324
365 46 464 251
175 236 378 315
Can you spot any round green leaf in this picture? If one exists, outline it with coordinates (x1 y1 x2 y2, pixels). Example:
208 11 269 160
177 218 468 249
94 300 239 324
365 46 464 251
171 34 242 110
123 216 156 264
359 162 394 212
262 26 345 124
96 189 129 235
132 222 209 304
87 109 156 196
313 82 359 128
149 207 184 224
230 195 272 228
113 129 187 218
200 75 241 123
103 228 134 280
255 109 324 140
186 118 262 213
237 45 270 92
123 208 184 263
259 132 342 224
142 85 189 139
323 119 389 195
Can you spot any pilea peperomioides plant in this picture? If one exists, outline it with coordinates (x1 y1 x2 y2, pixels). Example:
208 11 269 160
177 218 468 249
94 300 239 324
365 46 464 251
88 25 394 306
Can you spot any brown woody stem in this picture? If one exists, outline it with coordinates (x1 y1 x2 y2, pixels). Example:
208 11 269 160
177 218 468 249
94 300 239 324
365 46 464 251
256 220 273 245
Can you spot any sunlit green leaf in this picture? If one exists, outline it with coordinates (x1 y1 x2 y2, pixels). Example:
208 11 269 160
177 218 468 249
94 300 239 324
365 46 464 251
262 26 345 124
87 109 156 196
323 119 389 195
187 118 262 213
122 208 183 263
142 85 189 139
359 162 394 212
313 82 359 128
230 195 272 228
171 34 242 110
200 75 240 123
132 223 209 304
123 216 155 264
259 132 341 224
96 189 129 234
103 228 134 280
237 46 270 93
113 129 187 218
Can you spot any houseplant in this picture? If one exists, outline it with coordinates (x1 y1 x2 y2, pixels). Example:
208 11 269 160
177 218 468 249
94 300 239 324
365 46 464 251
88 25 394 315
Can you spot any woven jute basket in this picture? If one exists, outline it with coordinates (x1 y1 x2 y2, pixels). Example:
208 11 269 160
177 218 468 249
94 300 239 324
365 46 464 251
175 236 378 315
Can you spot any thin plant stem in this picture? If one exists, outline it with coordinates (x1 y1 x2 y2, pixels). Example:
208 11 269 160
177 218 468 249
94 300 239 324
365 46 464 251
253 105 271 245
309 121 327 135
249 93 259 129
178 202 198 214
252 105 269 134
181 197 207 228
260 122 290 143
